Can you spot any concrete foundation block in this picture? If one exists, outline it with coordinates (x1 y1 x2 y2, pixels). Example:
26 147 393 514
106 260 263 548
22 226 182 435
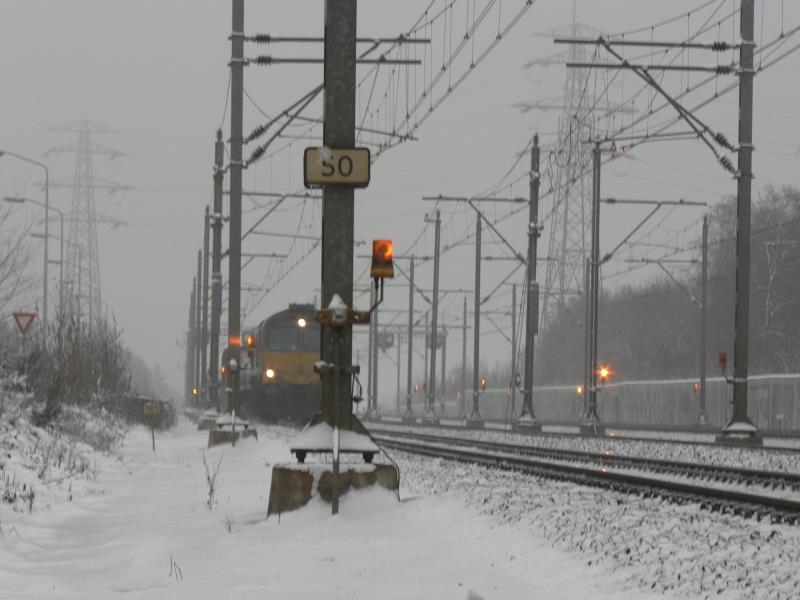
715 433 763 447
512 421 542 433
207 428 258 448
578 424 606 436
268 463 399 516
197 417 217 431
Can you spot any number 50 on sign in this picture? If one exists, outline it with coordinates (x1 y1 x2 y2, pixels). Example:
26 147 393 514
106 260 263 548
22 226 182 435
304 147 370 188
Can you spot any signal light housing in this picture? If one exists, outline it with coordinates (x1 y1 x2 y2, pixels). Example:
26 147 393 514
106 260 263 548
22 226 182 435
246 334 256 357
370 239 394 279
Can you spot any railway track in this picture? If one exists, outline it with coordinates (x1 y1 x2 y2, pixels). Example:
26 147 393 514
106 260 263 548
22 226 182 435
373 429 800 490
370 417 800 455
373 430 800 524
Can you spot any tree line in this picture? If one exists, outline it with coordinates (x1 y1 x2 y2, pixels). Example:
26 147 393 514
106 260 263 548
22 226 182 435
536 186 800 385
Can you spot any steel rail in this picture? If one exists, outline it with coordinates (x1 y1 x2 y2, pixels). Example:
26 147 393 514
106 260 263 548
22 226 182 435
367 417 800 455
376 435 800 524
372 430 800 491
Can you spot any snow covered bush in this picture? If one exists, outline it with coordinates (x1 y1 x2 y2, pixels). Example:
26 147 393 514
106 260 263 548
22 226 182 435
25 309 130 425
0 361 125 516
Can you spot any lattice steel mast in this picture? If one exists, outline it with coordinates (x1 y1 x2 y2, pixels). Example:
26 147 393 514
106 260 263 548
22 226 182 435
539 8 593 329
46 120 130 324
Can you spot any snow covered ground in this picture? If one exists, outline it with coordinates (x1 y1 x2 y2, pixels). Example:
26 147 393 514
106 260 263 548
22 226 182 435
1 419 690 600
396 452 800 600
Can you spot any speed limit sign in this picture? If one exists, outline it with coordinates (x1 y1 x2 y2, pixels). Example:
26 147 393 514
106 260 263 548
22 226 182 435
303 146 370 188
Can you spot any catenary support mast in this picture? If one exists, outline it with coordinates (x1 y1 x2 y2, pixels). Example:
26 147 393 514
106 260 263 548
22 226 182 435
720 0 760 444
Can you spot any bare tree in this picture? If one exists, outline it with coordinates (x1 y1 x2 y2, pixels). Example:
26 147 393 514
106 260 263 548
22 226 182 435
0 205 34 316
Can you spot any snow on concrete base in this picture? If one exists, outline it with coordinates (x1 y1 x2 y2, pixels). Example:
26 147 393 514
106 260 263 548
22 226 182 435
267 462 399 515
290 420 378 453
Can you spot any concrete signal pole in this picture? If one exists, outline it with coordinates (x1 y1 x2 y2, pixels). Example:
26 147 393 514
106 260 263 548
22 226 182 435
582 258 591 419
186 284 195 402
460 296 467 418
516 135 541 431
699 215 709 426
202 208 210 405
209 130 224 411
719 0 760 445
319 0 358 429
423 311 429 399
396 333 402 412
404 258 415 421
440 331 446 413
195 252 203 397
467 215 483 427
581 142 603 435
366 284 375 415
510 283 517 417
424 209 441 422
188 279 197 401
226 0 245 415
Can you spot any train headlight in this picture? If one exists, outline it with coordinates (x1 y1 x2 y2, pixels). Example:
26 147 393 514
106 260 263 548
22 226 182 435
265 368 276 379
297 317 307 328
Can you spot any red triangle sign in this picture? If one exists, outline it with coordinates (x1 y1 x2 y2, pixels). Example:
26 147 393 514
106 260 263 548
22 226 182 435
12 312 36 335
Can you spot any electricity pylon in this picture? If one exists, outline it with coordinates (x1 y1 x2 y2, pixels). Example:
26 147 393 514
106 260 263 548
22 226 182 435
522 4 626 330
46 120 131 324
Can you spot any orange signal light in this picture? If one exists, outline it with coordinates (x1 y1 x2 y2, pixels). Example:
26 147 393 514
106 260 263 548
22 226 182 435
370 239 394 279
598 365 611 382
245 334 256 357
480 377 488 391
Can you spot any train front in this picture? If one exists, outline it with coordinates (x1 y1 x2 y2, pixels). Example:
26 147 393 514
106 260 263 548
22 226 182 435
242 304 320 423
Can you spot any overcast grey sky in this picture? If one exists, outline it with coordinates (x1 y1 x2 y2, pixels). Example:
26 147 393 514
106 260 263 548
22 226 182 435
2 1 799 398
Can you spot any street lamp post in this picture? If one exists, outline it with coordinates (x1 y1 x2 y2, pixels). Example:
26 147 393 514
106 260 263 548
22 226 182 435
7 198 64 316
0 151 50 326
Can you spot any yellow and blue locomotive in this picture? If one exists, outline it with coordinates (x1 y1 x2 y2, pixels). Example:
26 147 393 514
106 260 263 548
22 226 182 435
241 303 320 422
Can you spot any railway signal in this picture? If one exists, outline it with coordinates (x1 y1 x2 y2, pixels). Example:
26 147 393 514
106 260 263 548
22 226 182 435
370 239 394 279
246 334 256 357
480 377 488 392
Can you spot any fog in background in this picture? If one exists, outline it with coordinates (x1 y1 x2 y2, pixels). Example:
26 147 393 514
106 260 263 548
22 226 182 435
1 1 799 399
